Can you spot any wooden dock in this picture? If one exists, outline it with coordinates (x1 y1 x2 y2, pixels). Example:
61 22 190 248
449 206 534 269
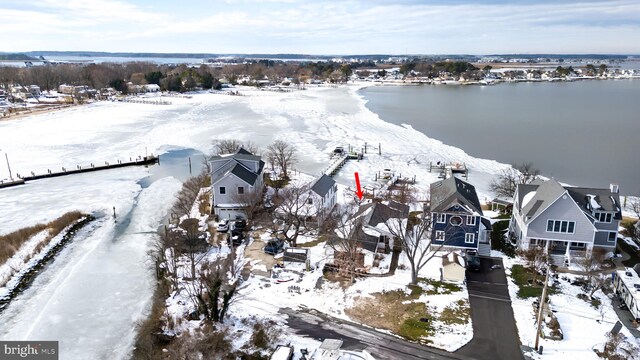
429 161 468 179
1 155 159 189
324 155 349 177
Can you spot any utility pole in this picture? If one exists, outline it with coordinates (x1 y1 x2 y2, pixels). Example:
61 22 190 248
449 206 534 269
534 266 550 351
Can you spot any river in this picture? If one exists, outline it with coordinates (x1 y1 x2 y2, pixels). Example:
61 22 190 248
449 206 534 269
359 80 640 195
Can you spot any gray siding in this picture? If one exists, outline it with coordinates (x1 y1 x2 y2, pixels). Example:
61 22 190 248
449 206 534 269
238 159 258 173
527 194 595 243
594 218 619 232
213 176 248 205
594 230 617 247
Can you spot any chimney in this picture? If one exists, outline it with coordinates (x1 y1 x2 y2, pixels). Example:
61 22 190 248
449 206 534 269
610 183 619 194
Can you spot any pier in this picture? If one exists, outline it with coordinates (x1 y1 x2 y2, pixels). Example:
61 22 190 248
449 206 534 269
0 155 159 189
429 161 468 179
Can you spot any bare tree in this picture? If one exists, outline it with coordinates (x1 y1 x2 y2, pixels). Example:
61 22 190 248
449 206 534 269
273 183 317 246
230 185 264 224
517 246 548 284
212 139 259 156
385 211 435 285
265 140 297 179
172 172 208 219
576 249 608 297
325 205 363 284
490 162 540 198
186 252 243 323
178 218 209 280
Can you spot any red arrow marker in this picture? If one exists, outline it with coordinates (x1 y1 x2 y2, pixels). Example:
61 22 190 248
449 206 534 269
354 172 364 200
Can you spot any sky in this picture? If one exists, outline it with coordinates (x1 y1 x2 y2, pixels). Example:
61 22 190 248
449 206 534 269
0 0 639 55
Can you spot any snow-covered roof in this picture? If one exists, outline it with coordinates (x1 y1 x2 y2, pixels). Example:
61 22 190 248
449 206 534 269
442 252 466 268
616 268 640 317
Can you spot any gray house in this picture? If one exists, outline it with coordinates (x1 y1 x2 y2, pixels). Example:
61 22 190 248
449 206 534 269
209 148 265 220
509 179 621 266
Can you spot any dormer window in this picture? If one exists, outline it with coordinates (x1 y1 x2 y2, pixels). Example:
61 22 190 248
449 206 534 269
595 212 612 223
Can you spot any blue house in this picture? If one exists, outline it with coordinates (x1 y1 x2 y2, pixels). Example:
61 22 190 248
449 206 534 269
430 177 491 256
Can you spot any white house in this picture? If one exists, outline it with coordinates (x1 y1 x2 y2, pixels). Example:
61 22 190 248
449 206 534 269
210 148 265 220
306 174 337 222
143 84 160 93
509 179 621 266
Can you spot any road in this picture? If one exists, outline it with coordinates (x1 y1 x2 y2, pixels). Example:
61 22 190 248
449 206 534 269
456 257 525 360
280 307 477 360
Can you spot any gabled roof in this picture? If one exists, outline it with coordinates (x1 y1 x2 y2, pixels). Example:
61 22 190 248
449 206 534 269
516 179 565 220
515 179 622 222
430 177 482 214
443 252 466 268
567 187 622 219
210 148 263 186
353 201 409 228
310 174 336 197
230 163 258 185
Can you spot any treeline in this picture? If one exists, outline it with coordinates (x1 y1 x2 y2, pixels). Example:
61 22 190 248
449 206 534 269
399 60 478 76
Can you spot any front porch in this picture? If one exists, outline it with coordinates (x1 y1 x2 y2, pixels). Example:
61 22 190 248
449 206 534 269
527 239 591 267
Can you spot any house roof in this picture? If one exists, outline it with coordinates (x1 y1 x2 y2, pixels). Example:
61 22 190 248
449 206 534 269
516 179 622 220
353 201 409 228
310 174 336 197
566 187 622 219
230 163 258 185
430 177 482 214
443 252 466 267
210 148 263 186
516 179 565 220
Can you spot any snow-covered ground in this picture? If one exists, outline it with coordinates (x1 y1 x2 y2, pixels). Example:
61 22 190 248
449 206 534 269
0 85 512 359
502 256 640 359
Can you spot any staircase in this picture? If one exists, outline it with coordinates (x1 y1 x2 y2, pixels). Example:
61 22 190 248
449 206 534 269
478 243 491 257
549 254 567 267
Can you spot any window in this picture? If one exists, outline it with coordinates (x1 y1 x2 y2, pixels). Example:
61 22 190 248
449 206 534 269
546 220 576 234
435 231 445 240
465 233 475 243
595 212 613 223
608 232 617 242
238 186 244 194
437 213 446 223
450 216 462 226
467 216 476 226
307 198 313 205
219 186 226 195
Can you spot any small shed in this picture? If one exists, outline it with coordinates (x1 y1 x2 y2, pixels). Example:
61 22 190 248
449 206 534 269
442 252 466 282
491 198 513 212
283 248 310 271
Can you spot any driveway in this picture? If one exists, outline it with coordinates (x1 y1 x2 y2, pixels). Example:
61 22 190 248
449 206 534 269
456 257 524 360
281 307 477 360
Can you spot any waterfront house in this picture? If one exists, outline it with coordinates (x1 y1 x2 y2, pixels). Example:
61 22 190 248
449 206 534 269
306 174 338 223
351 200 409 254
509 179 621 266
430 177 492 256
209 148 265 220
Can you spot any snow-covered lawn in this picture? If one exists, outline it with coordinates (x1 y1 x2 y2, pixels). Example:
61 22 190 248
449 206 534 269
502 256 640 359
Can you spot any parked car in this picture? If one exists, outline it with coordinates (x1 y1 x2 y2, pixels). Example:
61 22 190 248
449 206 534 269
234 217 247 231
263 239 285 255
217 219 229 232
227 229 245 246
466 252 481 271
